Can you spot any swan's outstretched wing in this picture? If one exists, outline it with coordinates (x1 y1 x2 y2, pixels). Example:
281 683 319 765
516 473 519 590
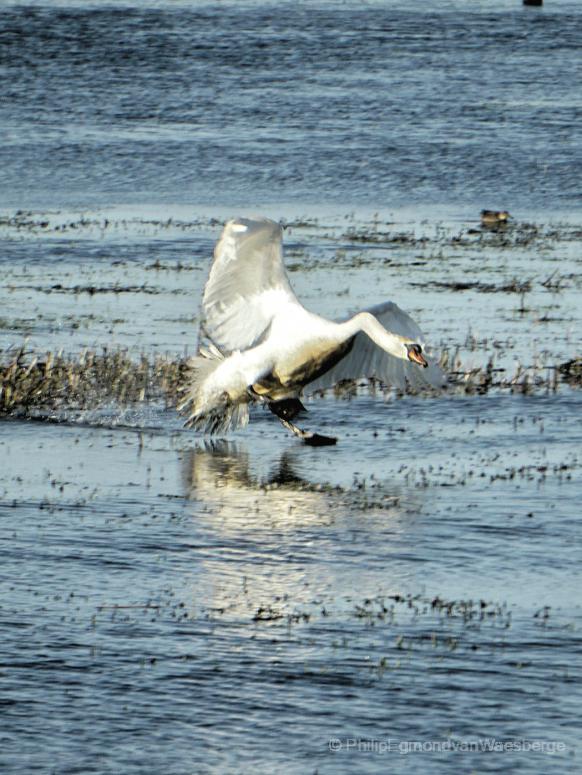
199 217 303 353
304 301 446 394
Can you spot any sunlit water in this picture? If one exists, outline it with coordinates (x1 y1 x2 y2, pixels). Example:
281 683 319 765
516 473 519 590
1 392 581 774
1 1 582 773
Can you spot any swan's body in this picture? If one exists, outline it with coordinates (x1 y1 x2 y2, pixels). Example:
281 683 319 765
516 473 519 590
179 217 445 441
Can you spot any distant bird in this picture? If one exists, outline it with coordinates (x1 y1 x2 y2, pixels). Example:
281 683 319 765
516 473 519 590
178 217 445 444
523 0 542 6
558 358 582 383
481 210 512 227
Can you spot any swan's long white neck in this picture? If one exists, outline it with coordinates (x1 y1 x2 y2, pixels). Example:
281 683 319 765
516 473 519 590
340 312 410 360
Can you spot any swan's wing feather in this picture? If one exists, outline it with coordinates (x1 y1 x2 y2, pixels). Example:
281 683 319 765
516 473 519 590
200 217 303 353
304 301 446 393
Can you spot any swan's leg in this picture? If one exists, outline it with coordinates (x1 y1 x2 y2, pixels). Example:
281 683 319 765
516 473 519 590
267 397 307 421
247 387 337 446
277 417 337 447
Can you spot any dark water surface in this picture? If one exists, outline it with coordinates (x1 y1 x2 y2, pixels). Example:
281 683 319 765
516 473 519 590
1 0 582 210
1 1 582 774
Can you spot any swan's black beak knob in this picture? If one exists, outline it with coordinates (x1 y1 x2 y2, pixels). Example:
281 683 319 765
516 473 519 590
407 343 428 368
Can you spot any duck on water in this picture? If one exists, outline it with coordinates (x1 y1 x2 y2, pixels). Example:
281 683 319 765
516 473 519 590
178 217 446 445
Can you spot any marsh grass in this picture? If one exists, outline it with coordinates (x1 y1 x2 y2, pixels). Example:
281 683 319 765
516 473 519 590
0 345 187 416
1 343 578 420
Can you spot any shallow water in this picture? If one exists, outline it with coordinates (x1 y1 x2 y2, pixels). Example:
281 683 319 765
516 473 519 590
1 1 582 773
2 213 581 773
1 390 581 774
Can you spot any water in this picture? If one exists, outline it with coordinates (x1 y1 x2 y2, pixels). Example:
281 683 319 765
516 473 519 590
1 393 581 774
1 0 582 210
1 2 582 774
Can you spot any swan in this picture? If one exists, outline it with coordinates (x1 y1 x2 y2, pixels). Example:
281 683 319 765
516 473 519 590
178 216 446 444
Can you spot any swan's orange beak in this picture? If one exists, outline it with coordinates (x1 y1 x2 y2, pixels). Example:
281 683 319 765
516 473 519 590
407 344 428 368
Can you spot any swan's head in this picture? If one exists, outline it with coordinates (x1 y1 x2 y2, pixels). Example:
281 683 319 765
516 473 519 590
406 343 428 368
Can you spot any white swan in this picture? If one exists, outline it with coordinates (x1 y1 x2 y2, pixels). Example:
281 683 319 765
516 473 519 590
178 217 445 444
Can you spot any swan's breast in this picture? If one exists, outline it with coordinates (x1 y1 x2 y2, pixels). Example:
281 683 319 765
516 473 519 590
254 336 355 396
285 336 355 385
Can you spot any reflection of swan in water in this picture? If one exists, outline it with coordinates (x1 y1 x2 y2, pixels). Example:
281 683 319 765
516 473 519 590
182 440 333 530
181 440 338 615
181 440 418 531
180 441 427 619
186 440 305 488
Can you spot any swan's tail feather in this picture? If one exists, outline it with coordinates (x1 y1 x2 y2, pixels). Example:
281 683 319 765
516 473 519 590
177 349 249 434
190 400 250 435
182 398 249 434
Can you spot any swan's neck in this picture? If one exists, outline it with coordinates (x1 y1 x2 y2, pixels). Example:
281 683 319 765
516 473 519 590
341 312 408 360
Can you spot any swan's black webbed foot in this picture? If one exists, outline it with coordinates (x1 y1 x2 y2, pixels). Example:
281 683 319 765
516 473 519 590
247 390 336 445
268 397 307 421
302 432 337 447
278 418 337 447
